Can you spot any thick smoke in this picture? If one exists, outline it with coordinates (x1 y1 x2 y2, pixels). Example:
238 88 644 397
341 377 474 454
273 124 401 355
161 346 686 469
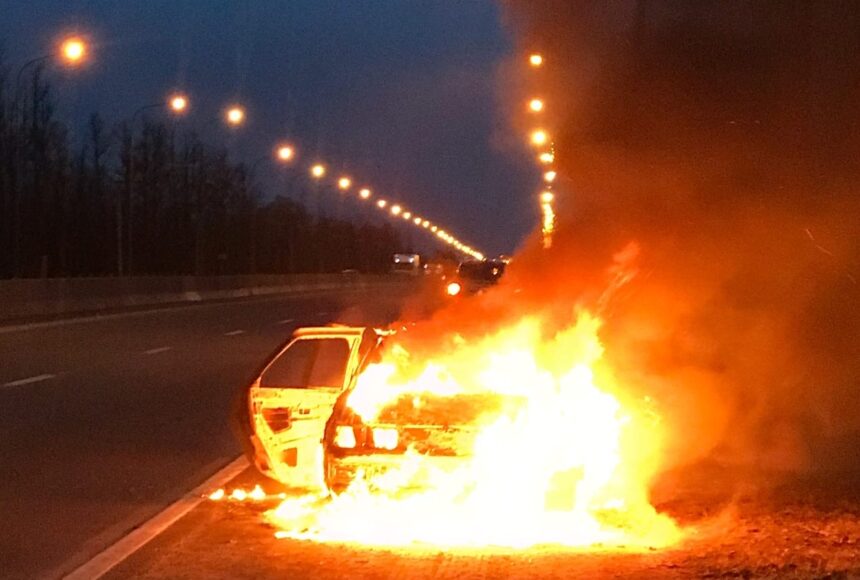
403 1 859 484
495 0 860 476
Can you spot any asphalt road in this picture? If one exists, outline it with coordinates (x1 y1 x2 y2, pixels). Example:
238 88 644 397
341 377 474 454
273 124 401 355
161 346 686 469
0 286 418 579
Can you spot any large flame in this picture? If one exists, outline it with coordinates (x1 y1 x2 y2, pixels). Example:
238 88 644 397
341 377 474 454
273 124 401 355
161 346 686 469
267 309 683 549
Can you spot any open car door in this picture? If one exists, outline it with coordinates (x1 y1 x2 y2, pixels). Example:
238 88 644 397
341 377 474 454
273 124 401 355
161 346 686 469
248 328 367 489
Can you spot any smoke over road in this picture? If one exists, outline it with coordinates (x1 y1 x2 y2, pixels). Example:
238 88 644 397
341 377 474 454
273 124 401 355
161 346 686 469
491 1 860 477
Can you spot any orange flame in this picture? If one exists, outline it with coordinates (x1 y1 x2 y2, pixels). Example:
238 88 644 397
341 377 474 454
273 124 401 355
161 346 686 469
268 311 683 549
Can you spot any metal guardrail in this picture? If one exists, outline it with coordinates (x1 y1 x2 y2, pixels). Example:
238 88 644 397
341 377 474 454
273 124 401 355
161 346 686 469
0 273 415 322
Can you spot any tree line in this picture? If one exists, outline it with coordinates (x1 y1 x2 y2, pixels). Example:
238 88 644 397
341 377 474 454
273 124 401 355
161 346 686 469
0 62 402 279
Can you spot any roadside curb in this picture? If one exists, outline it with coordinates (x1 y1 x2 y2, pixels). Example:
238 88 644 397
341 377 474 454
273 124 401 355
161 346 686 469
62 456 248 580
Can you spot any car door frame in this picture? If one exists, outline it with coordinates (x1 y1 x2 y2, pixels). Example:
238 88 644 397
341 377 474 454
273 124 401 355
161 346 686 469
247 327 366 489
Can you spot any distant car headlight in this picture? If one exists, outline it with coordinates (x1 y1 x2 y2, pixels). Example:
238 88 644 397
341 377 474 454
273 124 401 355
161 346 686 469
333 425 356 449
371 427 399 450
446 282 461 296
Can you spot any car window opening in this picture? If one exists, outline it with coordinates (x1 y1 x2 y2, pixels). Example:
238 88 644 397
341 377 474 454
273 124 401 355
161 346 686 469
261 338 351 389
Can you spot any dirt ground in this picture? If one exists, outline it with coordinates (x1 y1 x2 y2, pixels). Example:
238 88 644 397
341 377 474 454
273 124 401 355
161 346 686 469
106 465 860 579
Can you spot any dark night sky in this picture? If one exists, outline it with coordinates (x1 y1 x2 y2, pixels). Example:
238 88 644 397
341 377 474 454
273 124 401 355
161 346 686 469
1 0 537 256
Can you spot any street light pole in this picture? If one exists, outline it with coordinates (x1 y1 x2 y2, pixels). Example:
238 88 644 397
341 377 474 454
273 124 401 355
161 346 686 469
243 146 295 274
11 37 88 277
121 95 189 276
10 56 48 277
241 155 270 276
15 55 50 95
122 103 161 276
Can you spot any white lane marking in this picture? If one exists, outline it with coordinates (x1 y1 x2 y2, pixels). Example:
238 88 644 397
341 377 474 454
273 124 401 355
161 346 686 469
223 329 246 336
142 346 172 355
63 455 248 580
277 318 295 325
2 373 56 388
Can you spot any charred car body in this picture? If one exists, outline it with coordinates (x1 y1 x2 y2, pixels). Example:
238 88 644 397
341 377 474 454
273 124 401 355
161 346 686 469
323 385 506 493
236 325 502 493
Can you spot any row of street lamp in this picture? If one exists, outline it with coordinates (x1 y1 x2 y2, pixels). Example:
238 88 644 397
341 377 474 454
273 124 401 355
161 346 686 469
526 52 557 249
18 33 486 262
227 141 483 261
286 154 485 261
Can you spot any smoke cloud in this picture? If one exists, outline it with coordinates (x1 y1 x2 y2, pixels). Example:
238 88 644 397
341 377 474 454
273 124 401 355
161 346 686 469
398 1 859 487
493 0 860 476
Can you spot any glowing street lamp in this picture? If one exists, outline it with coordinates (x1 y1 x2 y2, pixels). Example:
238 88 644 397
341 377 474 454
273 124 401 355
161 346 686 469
60 37 87 64
225 105 245 126
431 225 438 233
359 188 371 199
543 170 557 183
529 53 543 67
376 199 387 208
413 217 422 225
169 93 189 114
276 144 295 162
539 152 554 164
528 98 544 112
402 211 412 220
540 190 555 203
531 129 548 146
18 34 92 104
422 220 430 228
337 177 352 190
390 204 402 216
310 164 326 178
17 34 91 94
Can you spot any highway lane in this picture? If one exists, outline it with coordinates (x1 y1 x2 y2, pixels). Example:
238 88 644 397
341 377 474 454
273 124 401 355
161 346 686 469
0 286 418 579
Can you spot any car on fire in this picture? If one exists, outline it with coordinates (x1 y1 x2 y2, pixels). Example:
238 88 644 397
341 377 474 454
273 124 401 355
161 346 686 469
235 325 502 493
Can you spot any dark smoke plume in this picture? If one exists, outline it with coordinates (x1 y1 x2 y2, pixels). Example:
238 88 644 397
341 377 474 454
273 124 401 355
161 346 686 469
491 0 860 476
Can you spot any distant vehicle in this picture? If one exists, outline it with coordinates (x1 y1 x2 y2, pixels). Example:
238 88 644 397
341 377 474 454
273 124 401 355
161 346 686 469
445 259 506 297
423 262 445 276
392 253 421 275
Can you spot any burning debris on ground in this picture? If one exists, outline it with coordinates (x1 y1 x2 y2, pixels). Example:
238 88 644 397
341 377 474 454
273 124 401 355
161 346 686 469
191 471 860 579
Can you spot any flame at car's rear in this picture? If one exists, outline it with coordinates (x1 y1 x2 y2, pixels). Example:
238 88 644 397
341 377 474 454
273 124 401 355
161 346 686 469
267 310 683 549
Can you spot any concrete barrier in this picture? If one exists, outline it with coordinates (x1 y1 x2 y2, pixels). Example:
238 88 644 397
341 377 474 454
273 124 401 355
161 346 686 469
0 273 415 323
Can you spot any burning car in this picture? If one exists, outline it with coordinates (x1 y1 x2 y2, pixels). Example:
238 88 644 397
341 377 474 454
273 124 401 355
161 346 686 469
261 312 684 549
236 324 515 494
